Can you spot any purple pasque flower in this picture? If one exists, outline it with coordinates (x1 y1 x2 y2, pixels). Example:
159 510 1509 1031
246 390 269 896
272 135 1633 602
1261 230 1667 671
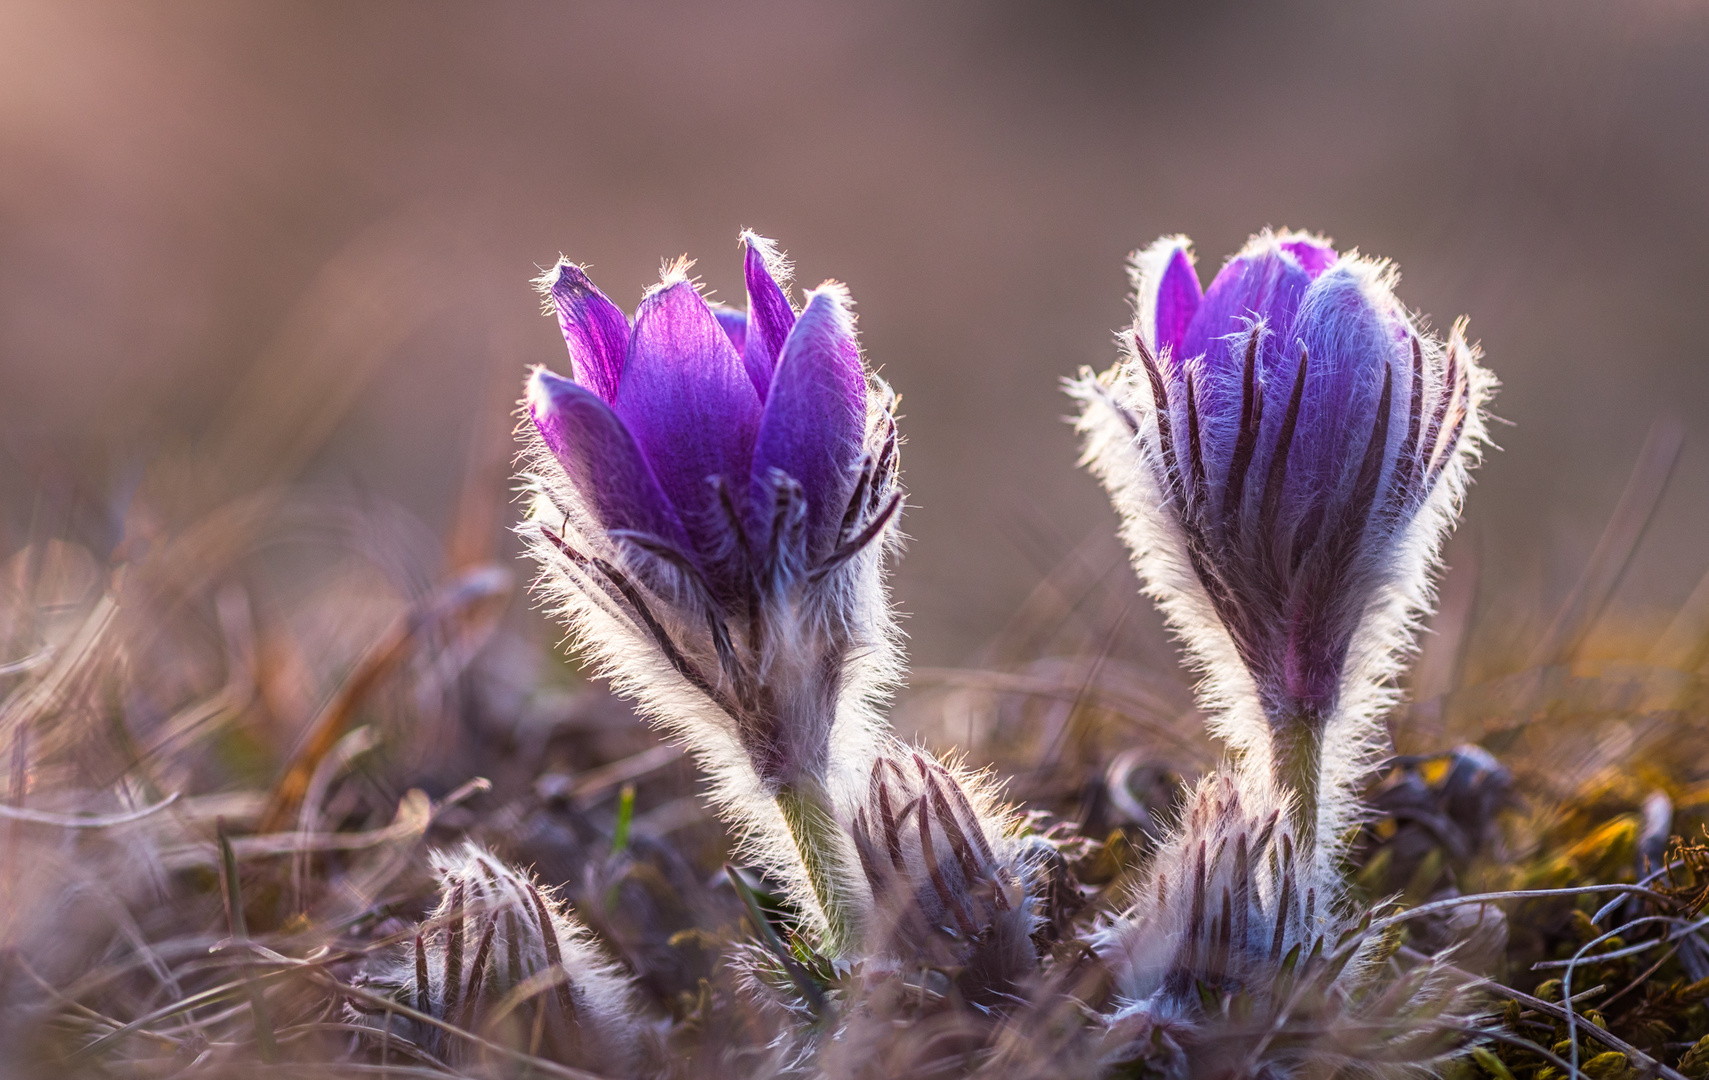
1074 230 1489 844
524 234 899 786
1093 773 1326 1017
520 233 901 955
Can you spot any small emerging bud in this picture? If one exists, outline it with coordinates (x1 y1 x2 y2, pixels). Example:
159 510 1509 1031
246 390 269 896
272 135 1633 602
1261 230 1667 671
358 842 646 1072
1072 230 1491 846
1093 773 1322 1009
848 746 1039 994
1094 773 1477 1074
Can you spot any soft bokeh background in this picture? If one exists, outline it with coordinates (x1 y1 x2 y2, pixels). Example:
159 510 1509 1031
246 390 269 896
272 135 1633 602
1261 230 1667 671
3 0 1707 676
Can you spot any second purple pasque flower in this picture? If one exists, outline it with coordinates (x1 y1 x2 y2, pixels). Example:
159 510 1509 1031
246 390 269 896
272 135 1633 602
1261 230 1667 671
1075 230 1490 846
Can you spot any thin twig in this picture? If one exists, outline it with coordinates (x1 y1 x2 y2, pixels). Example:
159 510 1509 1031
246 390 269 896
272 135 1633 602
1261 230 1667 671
1529 416 1682 666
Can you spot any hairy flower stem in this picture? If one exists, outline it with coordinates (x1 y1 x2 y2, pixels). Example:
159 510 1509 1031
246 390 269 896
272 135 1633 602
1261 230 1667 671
1271 719 1323 851
776 780 858 957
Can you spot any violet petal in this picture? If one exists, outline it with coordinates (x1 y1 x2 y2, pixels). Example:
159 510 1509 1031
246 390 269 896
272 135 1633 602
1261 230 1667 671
712 305 748 354
1154 246 1202 359
1177 243 1316 494
1279 236 1338 280
1181 244 1316 379
527 368 688 545
544 261 630 405
742 234 797 402
1280 265 1406 507
750 284 866 557
1263 267 1402 721
616 278 762 530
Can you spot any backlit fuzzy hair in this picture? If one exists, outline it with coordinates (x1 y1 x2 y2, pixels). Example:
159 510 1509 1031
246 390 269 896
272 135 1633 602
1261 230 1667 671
1069 231 1494 860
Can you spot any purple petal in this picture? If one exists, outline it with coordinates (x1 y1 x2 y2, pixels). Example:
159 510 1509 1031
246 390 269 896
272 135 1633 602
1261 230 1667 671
615 278 762 528
543 262 630 405
712 305 748 354
1154 246 1202 359
750 284 866 557
526 368 688 545
1280 236 1337 280
1264 271 1399 720
1180 244 1315 377
1175 243 1316 490
1278 266 1406 504
741 234 797 402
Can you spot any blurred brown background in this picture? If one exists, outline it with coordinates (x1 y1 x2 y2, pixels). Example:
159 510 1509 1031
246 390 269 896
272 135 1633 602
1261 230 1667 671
2 0 1706 675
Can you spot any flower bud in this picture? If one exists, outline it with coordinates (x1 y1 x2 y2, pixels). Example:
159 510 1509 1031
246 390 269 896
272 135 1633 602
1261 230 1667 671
1094 774 1476 1074
1093 773 1319 1009
359 842 645 1072
1073 230 1491 847
848 746 1038 993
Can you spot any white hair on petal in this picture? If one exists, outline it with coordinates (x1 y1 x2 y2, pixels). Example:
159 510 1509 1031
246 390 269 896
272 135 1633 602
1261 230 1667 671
646 255 697 295
1067 357 1282 812
1316 316 1494 846
532 256 578 313
1091 771 1480 1077
740 229 797 302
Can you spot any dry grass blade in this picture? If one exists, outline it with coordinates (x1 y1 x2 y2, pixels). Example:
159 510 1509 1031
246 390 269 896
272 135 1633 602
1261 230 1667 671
168 790 434 870
66 956 322 1062
0 650 53 677
911 665 1208 761
1039 605 1131 769
0 791 179 827
978 523 1131 669
293 725 382 911
331 778 490 918
566 743 684 803
1529 415 1683 667
1650 559 1709 670
218 817 280 1062
0 594 117 768
327 977 618 1080
188 209 505 512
